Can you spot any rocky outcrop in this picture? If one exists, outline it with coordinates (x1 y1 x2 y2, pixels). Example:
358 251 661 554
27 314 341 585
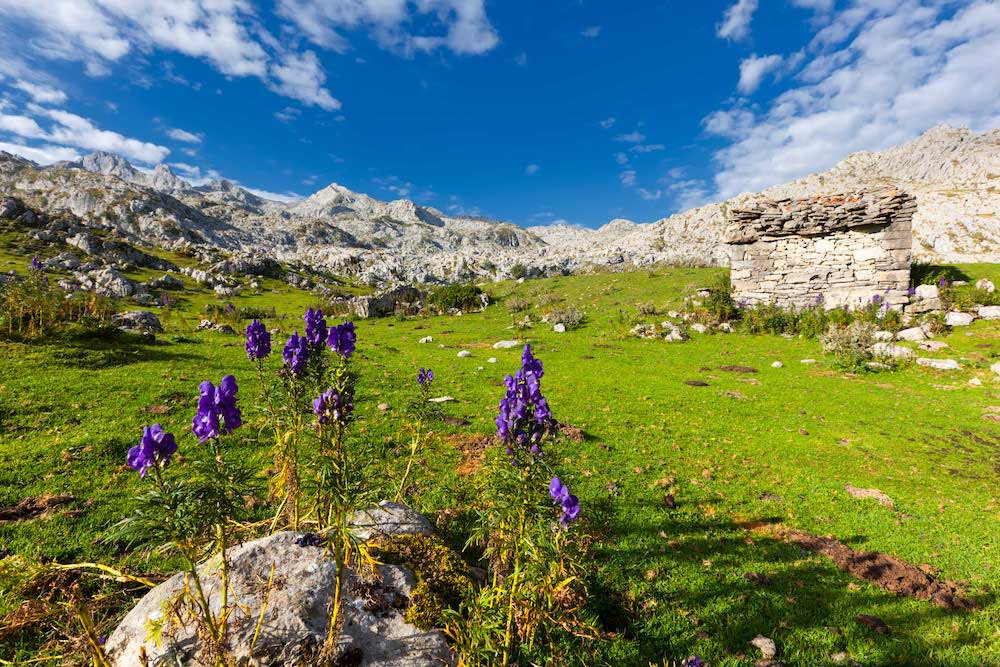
727 189 914 308
104 503 453 667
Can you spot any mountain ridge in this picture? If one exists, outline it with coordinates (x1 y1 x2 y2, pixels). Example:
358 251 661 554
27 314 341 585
0 123 996 284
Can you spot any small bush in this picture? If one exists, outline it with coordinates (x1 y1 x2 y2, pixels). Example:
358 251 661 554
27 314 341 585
429 284 484 311
819 321 901 371
506 297 532 313
911 262 967 287
545 307 587 329
636 302 660 316
0 271 115 340
535 292 564 308
509 263 527 280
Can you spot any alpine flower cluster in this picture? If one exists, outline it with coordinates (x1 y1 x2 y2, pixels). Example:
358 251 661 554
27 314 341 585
283 332 310 376
496 345 554 456
29 256 42 271
327 320 356 359
126 424 177 476
417 367 434 386
549 477 580 526
192 375 242 442
245 319 271 361
313 388 354 426
304 308 327 348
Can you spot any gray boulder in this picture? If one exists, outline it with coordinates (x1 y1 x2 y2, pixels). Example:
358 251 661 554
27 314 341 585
112 310 162 333
151 274 184 290
76 268 146 299
976 278 995 293
895 327 927 342
872 342 914 359
945 311 975 326
916 358 961 370
977 305 1000 320
104 502 450 667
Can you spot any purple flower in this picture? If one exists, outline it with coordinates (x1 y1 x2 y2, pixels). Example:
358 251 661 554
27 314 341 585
294 532 324 548
283 332 309 376
304 308 327 348
496 345 554 455
192 376 242 442
327 321 356 359
937 276 947 288
907 287 917 297
681 658 705 667
871 293 882 304
548 477 580 526
417 367 434 386
29 256 43 271
245 319 271 361
814 293 825 305
127 424 177 476
224 303 235 315
313 387 354 426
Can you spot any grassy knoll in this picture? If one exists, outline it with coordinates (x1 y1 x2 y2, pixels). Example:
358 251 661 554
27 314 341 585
2 263 1000 665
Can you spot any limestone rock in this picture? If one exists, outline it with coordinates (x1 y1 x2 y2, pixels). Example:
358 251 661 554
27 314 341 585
418 336 433 344
457 350 471 358
874 331 894 342
552 323 566 333
917 358 961 370
977 305 1000 320
771 361 783 368
895 327 926 342
104 528 453 667
872 343 914 359
350 501 434 542
111 311 162 333
492 339 520 349
918 341 949 352
945 312 975 326
750 635 778 660
976 278 995 293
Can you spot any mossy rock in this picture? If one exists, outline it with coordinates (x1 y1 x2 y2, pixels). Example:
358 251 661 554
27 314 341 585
372 533 473 630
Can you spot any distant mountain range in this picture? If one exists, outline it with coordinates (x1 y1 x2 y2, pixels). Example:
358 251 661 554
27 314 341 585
1 124 997 284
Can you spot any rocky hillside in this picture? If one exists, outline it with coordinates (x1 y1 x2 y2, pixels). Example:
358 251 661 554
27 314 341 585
0 124 996 285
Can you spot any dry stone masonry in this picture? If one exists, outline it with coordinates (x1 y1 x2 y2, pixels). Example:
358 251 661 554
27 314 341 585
726 189 916 308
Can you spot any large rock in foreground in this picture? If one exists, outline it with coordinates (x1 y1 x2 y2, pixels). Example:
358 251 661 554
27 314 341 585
104 503 453 666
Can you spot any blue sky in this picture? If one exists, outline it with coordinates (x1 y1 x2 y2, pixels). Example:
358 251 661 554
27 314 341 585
0 1 997 228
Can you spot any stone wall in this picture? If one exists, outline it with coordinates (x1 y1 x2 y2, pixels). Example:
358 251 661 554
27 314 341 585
726 189 915 309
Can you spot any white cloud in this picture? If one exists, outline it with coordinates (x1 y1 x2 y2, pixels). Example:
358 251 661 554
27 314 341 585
0 105 169 163
791 0 835 12
637 188 662 200
738 54 784 94
716 0 758 41
581 26 602 38
12 80 67 104
629 143 665 154
619 170 637 186
513 51 528 66
614 131 646 143
167 127 202 144
525 163 539 175
599 117 616 128
0 0 341 110
277 0 499 56
0 140 80 164
706 0 1000 200
244 186 302 203
613 152 630 165
275 106 301 123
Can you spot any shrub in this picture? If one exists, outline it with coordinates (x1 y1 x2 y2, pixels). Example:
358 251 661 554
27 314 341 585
636 302 660 316
911 262 967 286
819 321 902 371
509 263 527 280
535 292 564 308
0 269 114 340
506 296 532 313
429 284 483 311
545 306 587 329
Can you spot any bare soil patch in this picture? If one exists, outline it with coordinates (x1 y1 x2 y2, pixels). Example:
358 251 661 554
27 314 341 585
718 365 758 373
559 423 586 442
774 526 974 609
446 433 493 477
0 494 74 523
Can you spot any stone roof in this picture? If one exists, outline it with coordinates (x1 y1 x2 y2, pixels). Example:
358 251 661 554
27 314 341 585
725 188 917 245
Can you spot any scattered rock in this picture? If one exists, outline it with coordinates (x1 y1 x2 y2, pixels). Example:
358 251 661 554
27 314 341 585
750 635 777 660
0 495 74 523
419 336 433 344
442 416 470 427
150 274 184 290
492 339 520 349
771 361 783 368
663 494 677 509
718 365 758 373
857 614 891 635
916 358 960 370
874 330 894 342
350 501 434 542
975 278 995 293
104 520 453 666
111 310 162 333
559 424 585 442
214 284 242 297
487 357 497 363
377 403 391 412
991 362 1000 376
685 380 709 387
844 484 894 508
690 323 707 334
977 305 1000 320
457 350 471 358
871 342 914 359
968 378 982 387
552 323 566 333
918 340 949 352
428 396 455 404
895 327 926 342
914 284 940 300
945 311 975 327
800 359 817 364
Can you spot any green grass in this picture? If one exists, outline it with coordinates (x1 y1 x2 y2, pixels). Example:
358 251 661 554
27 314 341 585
2 262 1000 665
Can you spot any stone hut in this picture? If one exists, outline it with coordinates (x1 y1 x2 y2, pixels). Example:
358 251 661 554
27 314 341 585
725 188 915 309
